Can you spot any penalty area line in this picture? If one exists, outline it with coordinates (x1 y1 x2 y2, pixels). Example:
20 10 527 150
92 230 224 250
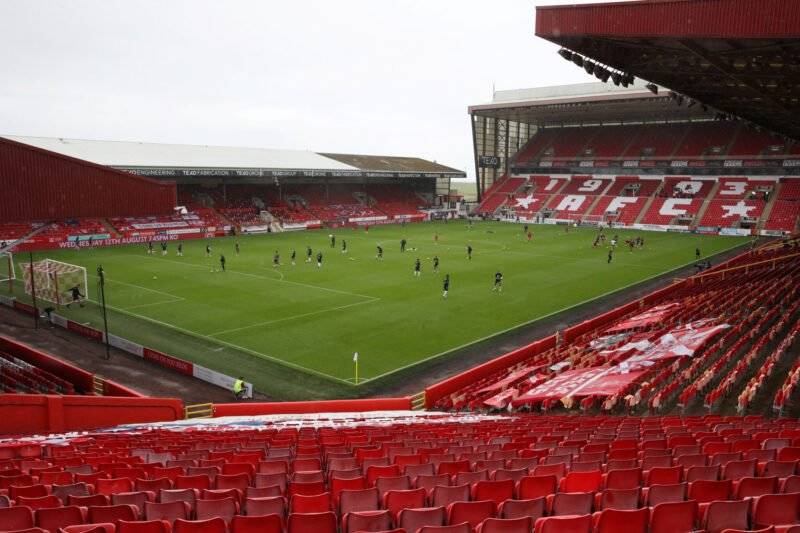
94 300 354 385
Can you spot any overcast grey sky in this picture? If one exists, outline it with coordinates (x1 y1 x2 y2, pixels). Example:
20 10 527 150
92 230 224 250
0 0 606 179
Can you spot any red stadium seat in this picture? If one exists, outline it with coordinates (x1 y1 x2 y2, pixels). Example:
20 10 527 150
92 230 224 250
397 506 447 532
431 484 470 509
287 511 337 533
34 505 86 533
244 496 285 519
447 500 496 529
173 518 227 533
517 476 557 500
111 492 155 518
474 517 532 533
533 515 592 533
702 500 749 533
68 495 109 508
383 488 426 520
195 497 237 523
593 508 648 533
342 509 392 533
594 488 640 511
649 500 698 533
59 524 115 533
418 524 471 533
752 493 800 530
231 515 282 533
339 488 380 515
0 506 35 531
472 480 514 506
117 520 172 533
498 498 545 521
559 471 602 493
95 478 134 496
144 500 191 523
87 505 138 524
290 492 332 514
547 492 593 516
16 496 63 511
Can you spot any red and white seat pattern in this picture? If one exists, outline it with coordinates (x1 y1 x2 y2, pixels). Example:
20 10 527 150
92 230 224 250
699 200 765 227
638 198 703 225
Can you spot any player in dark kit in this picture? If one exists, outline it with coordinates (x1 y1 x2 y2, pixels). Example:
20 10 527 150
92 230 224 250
696 247 701 260
291 249 296 266
376 245 383 260
330 234 335 248
492 271 503 292
205 243 211 257
66 285 85 308
341 240 347 254
467 245 473 260
177 243 183 256
161 241 168 255
442 274 450 299
608 249 613 264
306 246 313 263
413 258 421 277
433 255 439 273
147 241 154 254
316 251 323 268
400 239 407 252
219 254 226 272
273 251 280 268
235 241 240 256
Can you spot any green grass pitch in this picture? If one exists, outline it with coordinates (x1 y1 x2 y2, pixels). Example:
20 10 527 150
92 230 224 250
8 221 750 399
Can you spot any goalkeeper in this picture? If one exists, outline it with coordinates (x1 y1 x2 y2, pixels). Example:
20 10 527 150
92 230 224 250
66 285 85 308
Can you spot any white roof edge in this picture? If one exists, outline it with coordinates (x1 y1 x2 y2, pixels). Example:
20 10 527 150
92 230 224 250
474 81 667 108
2 135 361 171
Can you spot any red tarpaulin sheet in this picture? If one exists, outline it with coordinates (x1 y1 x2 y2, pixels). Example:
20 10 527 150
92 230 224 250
483 388 520 410
511 366 646 407
615 323 729 371
475 365 545 396
604 303 680 333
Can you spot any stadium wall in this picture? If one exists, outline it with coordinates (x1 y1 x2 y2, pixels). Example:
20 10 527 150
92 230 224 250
0 394 184 435
0 137 176 223
212 397 413 417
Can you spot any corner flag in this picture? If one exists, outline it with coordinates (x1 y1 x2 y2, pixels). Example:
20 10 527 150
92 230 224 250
353 352 359 385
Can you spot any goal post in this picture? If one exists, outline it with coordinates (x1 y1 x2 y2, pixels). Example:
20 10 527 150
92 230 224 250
567 213 605 227
20 259 88 307
0 252 14 293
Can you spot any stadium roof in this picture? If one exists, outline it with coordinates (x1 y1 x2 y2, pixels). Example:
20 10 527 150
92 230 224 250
2 136 464 178
469 81 714 126
534 0 800 139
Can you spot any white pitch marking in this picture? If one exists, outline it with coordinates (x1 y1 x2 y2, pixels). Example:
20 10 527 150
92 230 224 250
123 254 375 300
208 298 380 337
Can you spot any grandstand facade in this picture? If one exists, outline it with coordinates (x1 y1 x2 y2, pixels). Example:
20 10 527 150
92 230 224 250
0 136 464 250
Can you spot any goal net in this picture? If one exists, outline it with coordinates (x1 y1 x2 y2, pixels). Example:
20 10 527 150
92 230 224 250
20 259 88 306
567 213 605 227
0 252 14 293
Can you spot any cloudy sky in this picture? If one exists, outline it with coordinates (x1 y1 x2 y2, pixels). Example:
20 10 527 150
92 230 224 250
0 0 607 180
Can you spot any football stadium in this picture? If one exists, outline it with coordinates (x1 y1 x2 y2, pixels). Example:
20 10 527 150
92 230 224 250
1 0 800 532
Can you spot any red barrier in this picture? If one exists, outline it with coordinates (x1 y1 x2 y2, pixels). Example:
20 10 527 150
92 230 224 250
66 321 104 343
425 336 557 409
0 336 94 392
0 394 183 435
213 397 412 417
